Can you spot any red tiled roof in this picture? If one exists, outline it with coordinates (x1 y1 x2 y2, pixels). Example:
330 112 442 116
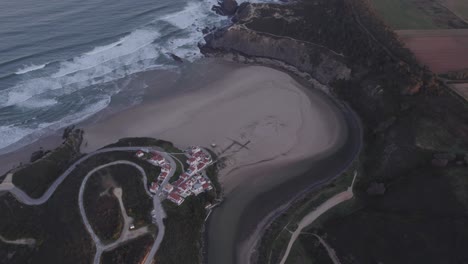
151 154 164 161
197 163 205 169
168 192 183 201
173 179 183 186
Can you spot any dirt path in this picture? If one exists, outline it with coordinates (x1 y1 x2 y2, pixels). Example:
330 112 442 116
0 235 35 246
278 171 357 264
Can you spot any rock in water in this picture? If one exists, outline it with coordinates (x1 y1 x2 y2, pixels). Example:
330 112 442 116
169 53 183 63
212 0 238 16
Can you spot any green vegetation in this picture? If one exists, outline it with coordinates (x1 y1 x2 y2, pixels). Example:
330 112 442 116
11 129 83 198
0 149 158 263
154 152 219 264
370 0 439 29
155 196 210 263
83 170 123 243
285 235 333 264
107 165 154 227
0 241 35 264
101 234 154 264
256 159 360 264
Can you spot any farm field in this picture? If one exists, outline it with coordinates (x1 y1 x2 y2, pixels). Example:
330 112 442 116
370 0 439 29
397 29 468 73
370 0 468 29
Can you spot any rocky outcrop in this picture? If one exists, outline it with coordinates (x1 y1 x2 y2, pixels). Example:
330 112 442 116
211 0 238 16
202 26 351 84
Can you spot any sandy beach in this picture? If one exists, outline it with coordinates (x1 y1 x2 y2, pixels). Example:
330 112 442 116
81 60 344 192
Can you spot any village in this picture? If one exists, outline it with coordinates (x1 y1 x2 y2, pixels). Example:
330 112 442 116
135 146 214 206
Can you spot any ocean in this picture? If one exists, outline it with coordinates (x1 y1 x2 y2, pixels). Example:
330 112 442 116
0 0 264 154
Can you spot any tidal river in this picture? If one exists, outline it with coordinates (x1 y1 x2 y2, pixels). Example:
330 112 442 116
205 86 362 264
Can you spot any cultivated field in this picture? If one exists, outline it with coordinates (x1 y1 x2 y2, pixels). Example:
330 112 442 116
397 29 468 73
370 0 439 29
370 0 468 29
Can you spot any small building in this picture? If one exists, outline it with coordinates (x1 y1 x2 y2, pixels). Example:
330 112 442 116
202 182 213 191
150 153 165 165
150 182 159 194
180 173 190 180
129 224 135 230
197 163 206 171
158 171 168 181
168 192 184 206
163 183 174 193
192 183 204 195
136 150 145 158
173 178 184 186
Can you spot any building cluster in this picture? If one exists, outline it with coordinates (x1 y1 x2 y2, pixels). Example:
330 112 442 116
166 146 214 206
135 150 172 194
135 146 214 206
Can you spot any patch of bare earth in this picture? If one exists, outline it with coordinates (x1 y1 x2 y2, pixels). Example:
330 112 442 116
397 29 468 73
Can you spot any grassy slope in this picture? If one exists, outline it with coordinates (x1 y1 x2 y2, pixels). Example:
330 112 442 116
83 170 124 243
370 0 439 29
12 130 83 198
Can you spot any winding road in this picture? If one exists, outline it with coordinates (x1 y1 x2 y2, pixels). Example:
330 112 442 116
0 146 175 264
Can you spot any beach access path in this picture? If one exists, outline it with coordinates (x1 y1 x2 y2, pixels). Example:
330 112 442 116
0 146 175 264
278 171 357 264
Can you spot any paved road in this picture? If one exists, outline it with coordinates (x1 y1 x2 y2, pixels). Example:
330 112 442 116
279 172 357 264
1 146 171 264
77 160 156 264
0 146 158 205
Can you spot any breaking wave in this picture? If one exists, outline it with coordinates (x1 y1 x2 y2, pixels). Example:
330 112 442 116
15 63 47 75
0 0 238 153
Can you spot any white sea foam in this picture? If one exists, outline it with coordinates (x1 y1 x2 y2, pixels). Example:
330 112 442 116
0 97 111 152
84 38 126 56
0 29 163 108
15 63 47 75
17 98 58 108
0 0 234 152
160 0 227 61
53 29 161 78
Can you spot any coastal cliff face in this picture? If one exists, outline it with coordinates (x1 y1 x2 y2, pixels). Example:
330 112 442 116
203 24 351 84
201 0 468 263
